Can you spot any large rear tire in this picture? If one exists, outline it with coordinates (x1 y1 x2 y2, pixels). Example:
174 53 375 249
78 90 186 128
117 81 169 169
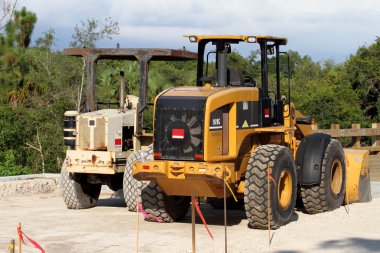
123 145 152 212
301 139 346 214
60 161 101 209
244 145 297 229
141 182 190 222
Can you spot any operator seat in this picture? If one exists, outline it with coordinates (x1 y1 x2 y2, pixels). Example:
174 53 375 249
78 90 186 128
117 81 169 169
124 95 139 110
227 67 245 86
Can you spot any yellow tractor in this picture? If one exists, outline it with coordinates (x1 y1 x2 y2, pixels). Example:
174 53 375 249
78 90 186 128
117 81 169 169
130 35 371 228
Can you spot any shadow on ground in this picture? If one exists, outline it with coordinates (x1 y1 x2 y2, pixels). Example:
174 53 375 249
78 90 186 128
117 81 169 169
319 237 380 252
273 237 380 253
97 189 126 207
178 203 246 226
97 197 126 207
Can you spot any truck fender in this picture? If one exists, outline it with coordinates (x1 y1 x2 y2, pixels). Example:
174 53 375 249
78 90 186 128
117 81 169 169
295 133 331 185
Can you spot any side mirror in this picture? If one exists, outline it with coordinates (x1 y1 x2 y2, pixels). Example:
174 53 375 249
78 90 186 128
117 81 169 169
226 44 231 54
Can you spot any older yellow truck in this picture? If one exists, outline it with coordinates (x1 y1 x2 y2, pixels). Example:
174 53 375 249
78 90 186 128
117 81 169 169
60 48 197 209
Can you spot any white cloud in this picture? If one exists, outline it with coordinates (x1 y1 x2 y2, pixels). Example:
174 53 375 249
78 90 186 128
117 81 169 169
22 0 380 61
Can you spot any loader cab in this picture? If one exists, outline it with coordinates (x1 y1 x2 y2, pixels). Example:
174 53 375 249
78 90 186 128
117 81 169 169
186 35 288 127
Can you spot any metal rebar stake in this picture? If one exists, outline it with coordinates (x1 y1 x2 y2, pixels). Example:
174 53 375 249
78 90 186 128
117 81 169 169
224 167 228 253
192 194 196 253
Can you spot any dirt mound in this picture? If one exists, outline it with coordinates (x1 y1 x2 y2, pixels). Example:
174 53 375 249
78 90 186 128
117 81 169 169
0 174 59 199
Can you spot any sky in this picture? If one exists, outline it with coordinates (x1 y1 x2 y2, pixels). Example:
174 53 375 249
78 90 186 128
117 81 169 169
21 0 380 63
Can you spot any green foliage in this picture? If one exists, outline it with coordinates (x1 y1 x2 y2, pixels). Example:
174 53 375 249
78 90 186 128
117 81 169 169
0 10 378 176
35 28 55 49
0 150 32 176
0 6 37 48
92 59 196 130
345 37 380 120
70 17 119 48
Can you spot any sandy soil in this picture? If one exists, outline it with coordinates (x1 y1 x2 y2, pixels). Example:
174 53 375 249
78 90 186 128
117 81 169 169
0 180 379 253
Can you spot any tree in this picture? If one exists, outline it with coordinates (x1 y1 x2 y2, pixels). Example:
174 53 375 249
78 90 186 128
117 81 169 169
35 28 55 49
0 6 37 48
0 0 18 30
345 38 380 121
70 17 119 48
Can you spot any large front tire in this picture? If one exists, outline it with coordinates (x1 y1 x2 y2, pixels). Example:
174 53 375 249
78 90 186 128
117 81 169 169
301 139 346 214
244 145 297 229
60 161 101 209
123 145 152 212
141 182 190 222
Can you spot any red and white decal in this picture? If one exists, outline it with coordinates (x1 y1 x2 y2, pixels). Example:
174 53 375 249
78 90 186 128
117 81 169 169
115 130 122 147
172 128 185 139
264 108 270 118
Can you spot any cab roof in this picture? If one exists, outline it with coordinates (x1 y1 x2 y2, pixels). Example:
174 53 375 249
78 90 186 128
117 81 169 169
184 35 287 45
63 48 197 61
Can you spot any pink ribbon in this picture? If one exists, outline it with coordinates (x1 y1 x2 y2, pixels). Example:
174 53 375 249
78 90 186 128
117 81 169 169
137 202 163 223
17 227 45 253
192 197 214 240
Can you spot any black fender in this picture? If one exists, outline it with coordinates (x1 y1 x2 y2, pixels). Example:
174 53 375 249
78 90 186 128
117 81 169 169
295 133 331 185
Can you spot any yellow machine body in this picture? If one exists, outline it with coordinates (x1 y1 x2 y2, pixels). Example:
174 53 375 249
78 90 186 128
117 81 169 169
344 149 371 203
132 35 371 203
133 86 298 197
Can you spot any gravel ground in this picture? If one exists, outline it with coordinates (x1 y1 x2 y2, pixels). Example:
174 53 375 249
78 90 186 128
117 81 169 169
0 176 379 253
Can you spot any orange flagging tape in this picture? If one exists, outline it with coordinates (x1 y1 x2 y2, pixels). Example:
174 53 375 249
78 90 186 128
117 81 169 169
17 226 45 253
192 196 214 240
137 202 163 223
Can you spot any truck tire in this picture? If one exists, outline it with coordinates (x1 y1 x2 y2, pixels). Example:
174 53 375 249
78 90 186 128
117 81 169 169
123 145 152 212
60 161 101 209
301 139 346 214
142 182 190 222
244 145 297 229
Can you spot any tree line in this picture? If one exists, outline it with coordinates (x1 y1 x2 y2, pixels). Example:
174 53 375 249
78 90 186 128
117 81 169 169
0 6 379 176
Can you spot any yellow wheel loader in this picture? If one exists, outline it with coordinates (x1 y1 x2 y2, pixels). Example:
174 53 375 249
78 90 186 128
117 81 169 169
132 35 371 228
60 48 197 209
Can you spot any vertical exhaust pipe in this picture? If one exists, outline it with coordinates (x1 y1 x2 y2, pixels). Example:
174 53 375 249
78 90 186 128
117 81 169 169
216 41 228 87
120 71 125 109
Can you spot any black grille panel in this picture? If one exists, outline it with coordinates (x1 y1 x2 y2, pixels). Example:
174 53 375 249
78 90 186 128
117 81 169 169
154 96 206 160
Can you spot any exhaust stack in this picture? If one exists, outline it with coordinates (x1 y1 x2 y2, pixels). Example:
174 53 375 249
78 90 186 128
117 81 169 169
120 71 125 110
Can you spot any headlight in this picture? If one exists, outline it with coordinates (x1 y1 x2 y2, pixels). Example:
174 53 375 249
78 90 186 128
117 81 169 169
189 36 197 42
247 36 256 43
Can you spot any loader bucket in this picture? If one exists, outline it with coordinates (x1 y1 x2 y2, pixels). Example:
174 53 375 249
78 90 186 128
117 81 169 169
344 149 372 204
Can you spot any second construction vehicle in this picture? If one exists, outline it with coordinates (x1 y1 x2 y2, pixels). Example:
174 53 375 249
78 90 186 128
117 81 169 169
60 47 197 209
131 35 371 228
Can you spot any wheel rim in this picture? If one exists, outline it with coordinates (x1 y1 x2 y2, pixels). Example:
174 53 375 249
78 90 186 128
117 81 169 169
330 159 343 196
277 169 292 209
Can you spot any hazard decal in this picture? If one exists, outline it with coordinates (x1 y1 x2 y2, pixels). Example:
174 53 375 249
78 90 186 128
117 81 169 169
236 101 259 129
